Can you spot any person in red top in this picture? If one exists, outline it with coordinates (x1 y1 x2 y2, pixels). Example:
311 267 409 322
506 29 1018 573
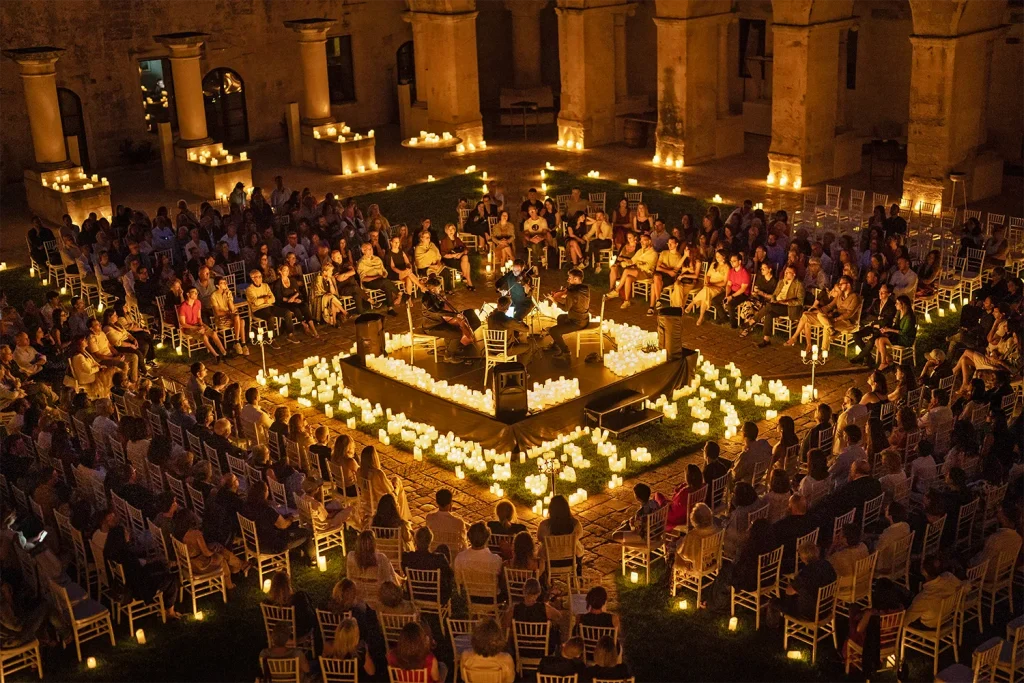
178 286 228 362
720 253 751 328
386 621 446 683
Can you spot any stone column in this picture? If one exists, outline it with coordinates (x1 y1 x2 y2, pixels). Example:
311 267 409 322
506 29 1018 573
555 1 632 148
2 47 71 169
506 0 544 90
767 19 855 187
404 1 484 147
284 18 336 126
653 10 738 166
903 28 1004 207
613 11 628 103
153 32 210 146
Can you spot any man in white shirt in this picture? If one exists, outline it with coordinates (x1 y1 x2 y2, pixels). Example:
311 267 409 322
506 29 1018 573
240 387 273 442
281 231 309 262
732 421 772 484
270 175 291 213
425 489 468 553
918 389 953 444
828 523 869 599
905 557 962 628
888 256 919 298
356 242 399 315
971 505 1022 581
246 269 298 342
830 425 867 487
874 500 911 577
453 522 503 585
833 388 868 454
908 440 938 495
12 332 44 377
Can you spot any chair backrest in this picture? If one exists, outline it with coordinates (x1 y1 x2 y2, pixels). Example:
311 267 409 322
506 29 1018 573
167 421 184 449
537 676 579 683
125 499 147 538
512 619 551 670
543 534 577 572
460 568 499 609
812 580 839 623
793 528 820 574
261 602 297 647
370 526 403 569
935 587 963 636
850 552 878 602
580 624 618 665
955 498 980 548
697 530 725 574
887 530 914 582
877 610 905 657
640 505 670 546
406 567 444 608
921 515 946 567
379 611 419 649
238 513 263 555
833 508 856 539
149 462 164 493
747 504 770 527
503 567 538 603
755 545 785 591
187 483 206 518
484 328 509 357
268 477 288 509
387 666 429 683
862 494 885 532
971 639 1002 682
262 656 301 683
319 656 359 683
166 473 188 509
710 473 730 510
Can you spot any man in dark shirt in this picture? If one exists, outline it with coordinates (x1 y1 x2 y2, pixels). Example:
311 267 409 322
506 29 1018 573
701 441 730 506
770 494 814 573
851 284 896 364
268 406 290 455
486 296 538 367
401 527 454 604
799 403 834 462
494 260 534 322
883 204 907 239
830 460 884 529
133 266 160 319
519 188 543 220
421 275 472 363
775 543 837 620
203 371 228 418
546 268 591 359
204 473 246 545
538 638 588 679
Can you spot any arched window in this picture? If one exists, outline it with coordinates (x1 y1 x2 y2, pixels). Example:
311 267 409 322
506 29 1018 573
57 88 89 170
396 41 416 103
202 68 249 145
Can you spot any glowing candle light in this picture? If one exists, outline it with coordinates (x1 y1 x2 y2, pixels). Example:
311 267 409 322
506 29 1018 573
135 628 146 644
87 657 97 669
263 578 272 593
629 571 639 583
728 617 738 631
787 651 804 660
317 556 327 572
195 610 204 621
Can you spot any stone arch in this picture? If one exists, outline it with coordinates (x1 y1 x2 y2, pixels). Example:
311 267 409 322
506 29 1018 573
202 67 249 146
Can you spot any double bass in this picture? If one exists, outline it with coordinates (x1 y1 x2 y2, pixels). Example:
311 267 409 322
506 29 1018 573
435 290 476 346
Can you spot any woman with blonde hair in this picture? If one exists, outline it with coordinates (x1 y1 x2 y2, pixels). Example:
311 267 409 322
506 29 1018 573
323 617 376 677
358 446 411 522
461 617 515 683
287 412 314 474
685 248 729 325
331 434 359 498
346 529 399 592
311 261 349 326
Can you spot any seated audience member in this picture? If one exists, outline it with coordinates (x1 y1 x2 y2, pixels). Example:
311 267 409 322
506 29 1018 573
539 637 588 679
874 501 911 577
378 580 416 615
732 421 772 485
578 586 620 631
587 636 631 681
243 481 314 564
799 404 833 463
503 578 563 654
728 519 779 600
486 499 527 554
460 617 515 683
832 389 868 455
877 451 907 501
660 465 704 531
827 523 869 599
970 503 1022 582
613 483 661 543
453 522 503 586
401 527 454 605
723 482 761 560
424 488 468 553
674 502 720 573
265 570 316 638
773 542 838 620
761 469 792 523
537 495 585 576
830 426 866 487
103 523 181 621
259 621 310 678
322 617 376 678
904 556 962 628
770 495 813 571
372 493 413 550
701 441 730 505
798 449 831 504
387 621 446 683
347 529 399 588
842 579 909 677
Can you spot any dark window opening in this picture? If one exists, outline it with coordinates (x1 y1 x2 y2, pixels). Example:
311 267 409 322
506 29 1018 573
202 68 249 145
327 35 356 104
846 30 859 89
739 19 767 79
396 41 416 104
139 58 175 134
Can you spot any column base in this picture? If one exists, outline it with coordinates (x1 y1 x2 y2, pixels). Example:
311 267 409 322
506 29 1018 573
25 167 112 226
766 153 807 190
438 120 484 152
301 124 378 175
174 143 253 200
904 151 1005 208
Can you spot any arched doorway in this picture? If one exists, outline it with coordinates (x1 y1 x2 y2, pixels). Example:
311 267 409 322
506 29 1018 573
57 88 89 170
396 41 416 104
202 68 248 145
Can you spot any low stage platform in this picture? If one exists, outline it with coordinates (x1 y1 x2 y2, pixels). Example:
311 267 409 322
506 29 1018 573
340 345 697 452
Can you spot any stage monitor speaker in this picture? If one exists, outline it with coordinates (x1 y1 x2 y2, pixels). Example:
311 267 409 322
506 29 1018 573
354 313 386 364
657 307 684 359
492 361 528 421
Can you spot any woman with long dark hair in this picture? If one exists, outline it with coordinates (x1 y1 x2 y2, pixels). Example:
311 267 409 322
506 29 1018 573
537 495 584 576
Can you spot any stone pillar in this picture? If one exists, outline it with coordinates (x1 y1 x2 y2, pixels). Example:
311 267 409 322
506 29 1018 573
404 1 484 148
3 47 71 169
284 18 336 126
767 19 857 188
506 0 544 89
153 32 210 146
903 28 1004 207
555 1 634 148
653 10 742 166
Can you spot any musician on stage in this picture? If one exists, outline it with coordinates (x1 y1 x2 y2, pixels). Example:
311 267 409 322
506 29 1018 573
486 296 538 367
494 258 534 321
421 274 473 364
546 268 591 359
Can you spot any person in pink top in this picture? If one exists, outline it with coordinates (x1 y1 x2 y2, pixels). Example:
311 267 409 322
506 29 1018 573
178 286 228 363
721 253 751 328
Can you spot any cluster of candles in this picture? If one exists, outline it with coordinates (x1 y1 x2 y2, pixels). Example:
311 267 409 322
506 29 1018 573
651 153 684 169
604 347 666 378
766 171 803 190
188 148 247 165
607 473 624 489
343 161 379 176
630 447 652 464
42 171 108 192
801 385 820 404
312 124 354 139
692 421 711 436
567 488 589 506
627 178 638 186
366 353 494 413
527 376 581 412
556 138 584 150
586 170 600 178
524 473 549 497
455 140 486 153
386 182 398 190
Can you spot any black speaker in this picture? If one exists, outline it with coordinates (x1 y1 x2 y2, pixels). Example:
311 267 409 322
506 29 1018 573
492 361 528 421
354 313 385 363
657 307 684 359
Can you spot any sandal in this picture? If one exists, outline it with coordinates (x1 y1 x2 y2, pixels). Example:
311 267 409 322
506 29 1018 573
739 329 751 338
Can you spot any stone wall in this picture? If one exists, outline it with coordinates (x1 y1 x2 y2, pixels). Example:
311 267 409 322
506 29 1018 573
0 0 410 183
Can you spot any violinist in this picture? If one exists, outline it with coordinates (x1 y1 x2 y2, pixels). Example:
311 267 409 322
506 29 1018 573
486 296 537 367
546 268 591 360
494 259 535 321
422 274 473 364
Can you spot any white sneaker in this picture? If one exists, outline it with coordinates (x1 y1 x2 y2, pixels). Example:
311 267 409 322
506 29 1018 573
605 290 619 300
620 301 631 309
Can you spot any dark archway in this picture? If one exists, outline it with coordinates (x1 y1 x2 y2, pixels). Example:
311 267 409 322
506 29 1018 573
202 68 249 145
396 41 416 104
57 87 89 170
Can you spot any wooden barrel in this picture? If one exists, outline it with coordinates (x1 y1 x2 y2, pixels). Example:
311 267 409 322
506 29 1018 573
623 119 648 148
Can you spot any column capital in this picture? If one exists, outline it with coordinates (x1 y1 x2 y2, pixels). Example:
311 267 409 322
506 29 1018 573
555 1 635 19
652 11 734 29
284 18 336 41
2 46 63 75
909 23 1007 47
403 9 479 25
504 0 546 19
772 16 858 37
153 31 209 58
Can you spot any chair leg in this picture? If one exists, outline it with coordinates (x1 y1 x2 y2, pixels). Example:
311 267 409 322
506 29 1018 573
107 616 116 645
75 630 83 662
